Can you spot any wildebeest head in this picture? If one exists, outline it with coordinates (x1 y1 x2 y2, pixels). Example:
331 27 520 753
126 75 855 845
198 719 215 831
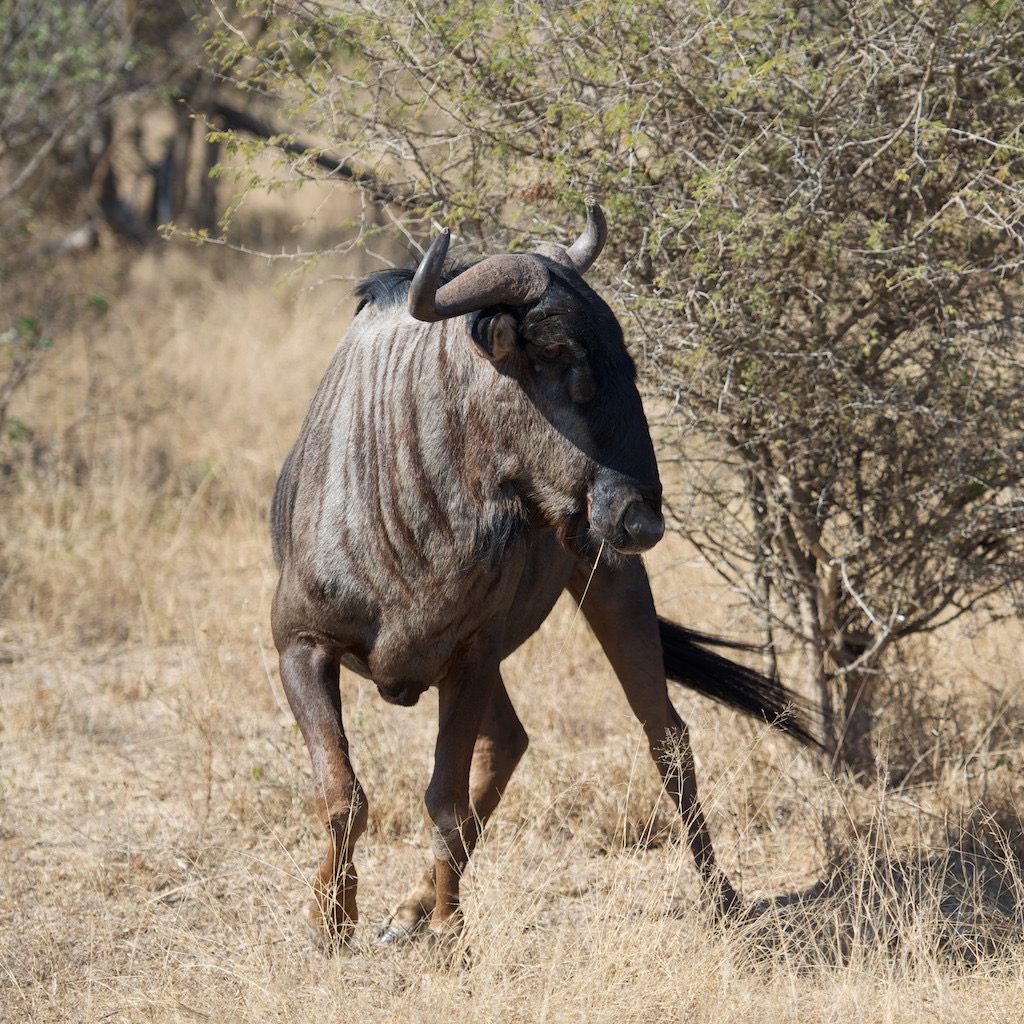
409 200 664 556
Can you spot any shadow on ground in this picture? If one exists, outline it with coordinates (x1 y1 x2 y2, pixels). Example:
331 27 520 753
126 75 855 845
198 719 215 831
739 823 1023 972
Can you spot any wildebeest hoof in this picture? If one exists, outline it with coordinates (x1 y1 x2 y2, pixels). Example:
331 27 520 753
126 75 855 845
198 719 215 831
714 883 743 922
376 919 420 946
304 920 351 957
304 904 355 956
694 875 742 922
425 917 471 969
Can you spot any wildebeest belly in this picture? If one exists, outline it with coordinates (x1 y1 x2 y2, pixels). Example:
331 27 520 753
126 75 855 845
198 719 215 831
355 534 576 703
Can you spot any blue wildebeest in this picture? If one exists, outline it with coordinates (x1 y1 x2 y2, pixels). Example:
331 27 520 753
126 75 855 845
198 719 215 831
269 201 815 950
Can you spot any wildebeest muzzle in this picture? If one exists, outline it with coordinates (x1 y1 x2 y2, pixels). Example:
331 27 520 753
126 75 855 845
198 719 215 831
588 471 665 555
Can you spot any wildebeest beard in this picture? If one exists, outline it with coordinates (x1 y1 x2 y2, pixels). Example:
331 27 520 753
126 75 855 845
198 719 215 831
551 502 604 561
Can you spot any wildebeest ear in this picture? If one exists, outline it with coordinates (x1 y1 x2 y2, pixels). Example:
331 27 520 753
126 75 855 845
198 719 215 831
472 312 519 362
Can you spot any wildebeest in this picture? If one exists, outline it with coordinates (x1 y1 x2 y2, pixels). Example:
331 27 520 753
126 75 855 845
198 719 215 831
269 200 816 951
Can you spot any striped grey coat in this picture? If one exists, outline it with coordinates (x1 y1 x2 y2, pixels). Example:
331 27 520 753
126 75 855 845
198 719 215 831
267 202 816 952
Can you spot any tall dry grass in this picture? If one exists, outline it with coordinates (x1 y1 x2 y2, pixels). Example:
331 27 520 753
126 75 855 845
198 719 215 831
1 227 1022 1023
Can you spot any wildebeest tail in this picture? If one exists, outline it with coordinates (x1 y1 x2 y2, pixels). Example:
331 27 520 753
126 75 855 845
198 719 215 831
658 617 821 749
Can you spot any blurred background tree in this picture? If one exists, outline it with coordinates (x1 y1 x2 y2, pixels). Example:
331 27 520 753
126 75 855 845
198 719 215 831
0 1 261 461
0 0 234 246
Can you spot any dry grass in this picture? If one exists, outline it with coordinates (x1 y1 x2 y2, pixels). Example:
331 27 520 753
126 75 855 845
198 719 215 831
1 230 1023 1023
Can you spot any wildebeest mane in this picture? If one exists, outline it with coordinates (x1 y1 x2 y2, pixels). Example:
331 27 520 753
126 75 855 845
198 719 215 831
354 267 414 313
355 264 476 313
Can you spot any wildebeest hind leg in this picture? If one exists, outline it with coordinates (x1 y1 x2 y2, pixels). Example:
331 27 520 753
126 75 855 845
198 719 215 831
568 558 739 917
278 643 368 948
378 675 528 944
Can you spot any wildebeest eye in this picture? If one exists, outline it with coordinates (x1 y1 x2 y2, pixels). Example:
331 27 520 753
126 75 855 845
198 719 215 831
536 343 564 362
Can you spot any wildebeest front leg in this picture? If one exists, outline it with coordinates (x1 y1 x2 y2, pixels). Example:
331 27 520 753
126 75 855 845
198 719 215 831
568 559 739 916
379 676 528 943
421 661 502 949
278 643 368 947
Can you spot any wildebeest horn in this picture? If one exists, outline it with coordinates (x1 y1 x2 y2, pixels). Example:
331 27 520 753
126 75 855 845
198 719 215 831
564 197 608 274
408 229 550 323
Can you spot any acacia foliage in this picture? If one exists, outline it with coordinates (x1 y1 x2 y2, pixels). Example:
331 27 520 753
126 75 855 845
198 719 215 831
217 0 1024 765
0 2 127 221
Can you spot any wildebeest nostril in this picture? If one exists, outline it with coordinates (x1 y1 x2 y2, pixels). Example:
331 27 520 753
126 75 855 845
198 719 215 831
623 500 665 550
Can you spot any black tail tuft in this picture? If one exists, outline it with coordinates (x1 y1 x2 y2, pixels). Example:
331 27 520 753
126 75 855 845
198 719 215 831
658 617 822 749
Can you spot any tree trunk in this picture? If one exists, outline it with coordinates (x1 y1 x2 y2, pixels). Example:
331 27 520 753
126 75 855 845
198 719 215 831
832 635 877 779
